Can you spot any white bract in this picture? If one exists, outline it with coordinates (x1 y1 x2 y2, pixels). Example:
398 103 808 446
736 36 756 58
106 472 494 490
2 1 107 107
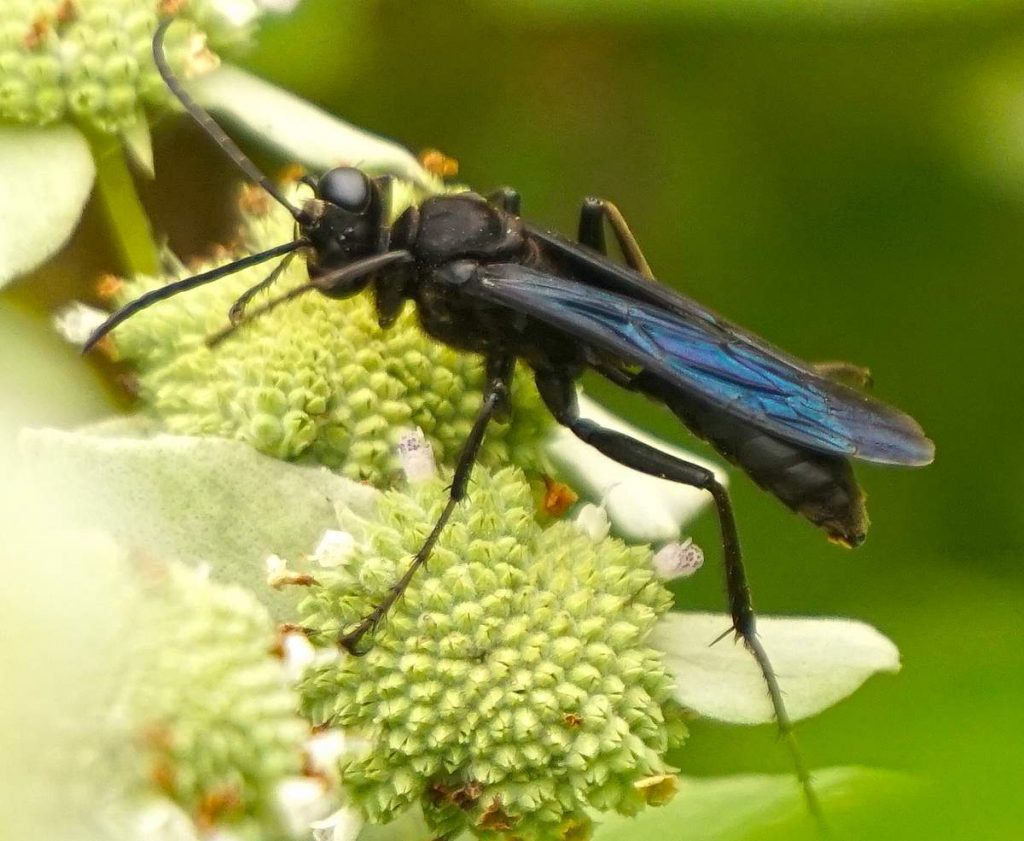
547 396 727 543
20 425 902 732
653 612 901 725
0 126 94 287
20 427 378 618
190 65 440 190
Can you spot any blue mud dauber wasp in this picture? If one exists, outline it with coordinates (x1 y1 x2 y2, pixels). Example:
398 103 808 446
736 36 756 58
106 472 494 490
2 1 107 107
85 18 934 820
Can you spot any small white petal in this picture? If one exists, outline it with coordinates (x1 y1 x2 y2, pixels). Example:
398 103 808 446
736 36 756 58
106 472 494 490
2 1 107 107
259 0 301 11
275 777 331 837
52 302 108 346
207 0 261 28
135 799 200 841
56 38 81 64
184 33 220 78
545 394 726 542
311 807 364 841
0 126 94 287
652 612 901 725
305 728 372 779
653 538 704 580
574 503 610 541
266 553 286 575
306 728 348 775
190 65 439 189
313 530 356 567
281 631 316 680
266 553 317 589
397 428 437 483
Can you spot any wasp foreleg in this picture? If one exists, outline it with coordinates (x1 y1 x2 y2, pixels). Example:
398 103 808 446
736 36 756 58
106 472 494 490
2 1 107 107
339 356 514 654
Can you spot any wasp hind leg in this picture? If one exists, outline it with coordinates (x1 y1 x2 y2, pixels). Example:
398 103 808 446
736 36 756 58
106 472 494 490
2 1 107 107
488 189 654 279
487 187 521 216
577 197 654 279
533 367 826 830
813 360 873 390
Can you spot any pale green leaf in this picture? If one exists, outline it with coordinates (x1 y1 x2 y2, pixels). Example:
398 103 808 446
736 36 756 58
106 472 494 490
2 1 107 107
0 126 94 287
591 767 910 841
189 64 440 190
0 459 138 841
0 304 111 430
653 611 900 724
120 113 155 179
18 428 380 616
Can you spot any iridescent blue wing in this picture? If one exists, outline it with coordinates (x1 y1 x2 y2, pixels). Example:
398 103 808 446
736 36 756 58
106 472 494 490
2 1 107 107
470 263 934 465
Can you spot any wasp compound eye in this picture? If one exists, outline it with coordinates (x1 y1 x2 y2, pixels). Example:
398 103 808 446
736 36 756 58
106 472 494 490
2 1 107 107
318 167 372 213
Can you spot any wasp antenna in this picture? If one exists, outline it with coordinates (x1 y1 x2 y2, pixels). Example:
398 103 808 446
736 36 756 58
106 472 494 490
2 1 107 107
82 239 307 353
153 18 309 224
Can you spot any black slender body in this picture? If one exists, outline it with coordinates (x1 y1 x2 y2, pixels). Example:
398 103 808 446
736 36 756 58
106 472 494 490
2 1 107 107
345 191 874 546
82 19 936 827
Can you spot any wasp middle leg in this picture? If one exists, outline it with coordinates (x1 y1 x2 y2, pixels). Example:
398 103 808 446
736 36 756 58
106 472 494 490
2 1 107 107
577 196 654 279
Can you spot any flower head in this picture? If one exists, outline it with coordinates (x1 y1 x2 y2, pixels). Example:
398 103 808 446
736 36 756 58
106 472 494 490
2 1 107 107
298 466 688 840
0 0 268 134
128 562 310 838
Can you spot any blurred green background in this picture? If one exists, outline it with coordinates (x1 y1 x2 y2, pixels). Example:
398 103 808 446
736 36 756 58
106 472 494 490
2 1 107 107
8 1 1024 838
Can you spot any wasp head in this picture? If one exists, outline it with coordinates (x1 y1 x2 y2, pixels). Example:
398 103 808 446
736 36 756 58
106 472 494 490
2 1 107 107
301 167 388 290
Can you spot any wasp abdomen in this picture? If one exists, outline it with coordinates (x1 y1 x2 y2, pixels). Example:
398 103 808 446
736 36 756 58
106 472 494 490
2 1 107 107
647 383 868 546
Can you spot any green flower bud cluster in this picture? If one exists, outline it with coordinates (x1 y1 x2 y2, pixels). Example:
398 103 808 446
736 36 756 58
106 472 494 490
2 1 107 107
110 187 553 485
129 562 309 838
299 467 687 841
0 0 258 133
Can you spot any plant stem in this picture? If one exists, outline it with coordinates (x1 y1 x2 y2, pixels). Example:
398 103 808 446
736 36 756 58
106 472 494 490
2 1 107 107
81 124 159 277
